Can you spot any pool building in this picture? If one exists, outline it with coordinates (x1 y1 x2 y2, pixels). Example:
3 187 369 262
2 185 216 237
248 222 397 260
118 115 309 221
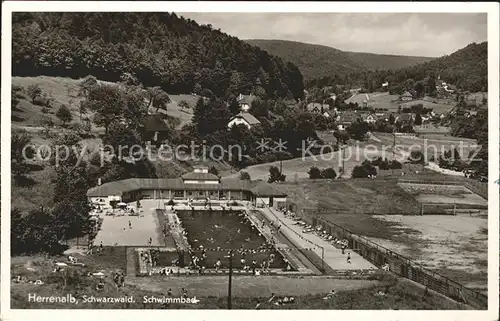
87 166 287 209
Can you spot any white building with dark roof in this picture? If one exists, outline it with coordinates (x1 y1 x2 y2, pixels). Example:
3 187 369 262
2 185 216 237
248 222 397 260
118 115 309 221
87 166 287 209
227 112 261 129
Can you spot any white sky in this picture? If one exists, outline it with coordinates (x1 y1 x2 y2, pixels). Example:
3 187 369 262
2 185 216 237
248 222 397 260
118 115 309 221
179 13 487 57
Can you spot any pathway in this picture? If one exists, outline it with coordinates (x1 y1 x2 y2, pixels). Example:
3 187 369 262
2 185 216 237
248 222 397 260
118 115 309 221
259 207 376 271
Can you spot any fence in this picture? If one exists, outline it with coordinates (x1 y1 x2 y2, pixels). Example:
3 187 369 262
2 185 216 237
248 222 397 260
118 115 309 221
310 216 487 309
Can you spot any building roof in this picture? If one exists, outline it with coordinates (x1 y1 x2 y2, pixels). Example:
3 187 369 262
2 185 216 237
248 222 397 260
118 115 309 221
401 91 413 98
86 177 277 197
250 182 287 197
230 112 261 125
140 114 170 132
306 103 329 112
181 172 219 181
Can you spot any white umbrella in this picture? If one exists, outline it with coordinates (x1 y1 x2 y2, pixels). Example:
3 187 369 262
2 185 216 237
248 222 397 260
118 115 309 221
117 202 127 207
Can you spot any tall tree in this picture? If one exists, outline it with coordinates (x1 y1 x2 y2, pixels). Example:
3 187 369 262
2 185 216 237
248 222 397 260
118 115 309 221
86 85 126 135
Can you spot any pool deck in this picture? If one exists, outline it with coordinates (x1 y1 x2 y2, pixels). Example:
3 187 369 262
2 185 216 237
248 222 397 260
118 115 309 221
93 207 165 247
258 207 376 271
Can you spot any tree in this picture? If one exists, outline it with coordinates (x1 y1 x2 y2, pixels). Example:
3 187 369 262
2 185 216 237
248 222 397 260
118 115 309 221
208 166 219 177
308 166 322 179
178 100 190 110
56 105 72 125
119 72 140 87
239 171 251 180
351 161 377 178
321 167 337 179
147 86 171 113
390 160 402 169
409 149 426 164
426 77 437 97
268 166 285 183
414 81 425 98
103 122 143 159
346 120 369 141
86 85 126 135
79 75 98 97
414 113 422 126
27 84 42 103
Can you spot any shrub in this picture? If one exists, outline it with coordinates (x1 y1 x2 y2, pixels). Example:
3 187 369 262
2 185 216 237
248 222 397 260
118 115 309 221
56 105 73 125
352 161 378 178
239 171 251 180
41 107 49 114
308 166 322 179
390 160 403 169
321 167 337 179
409 150 425 164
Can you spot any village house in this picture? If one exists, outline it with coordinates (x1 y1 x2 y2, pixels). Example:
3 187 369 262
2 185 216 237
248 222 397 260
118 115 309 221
306 102 329 114
227 111 261 129
237 93 256 112
360 112 377 124
400 91 413 101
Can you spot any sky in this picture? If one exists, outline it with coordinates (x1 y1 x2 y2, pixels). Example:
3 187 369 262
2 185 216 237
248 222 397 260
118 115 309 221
179 13 487 57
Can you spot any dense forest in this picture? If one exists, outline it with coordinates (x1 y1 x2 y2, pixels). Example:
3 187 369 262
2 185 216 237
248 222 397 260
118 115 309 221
12 12 304 100
308 42 488 93
246 39 435 81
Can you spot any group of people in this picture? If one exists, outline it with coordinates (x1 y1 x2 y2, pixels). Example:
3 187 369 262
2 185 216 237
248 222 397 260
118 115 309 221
113 271 125 288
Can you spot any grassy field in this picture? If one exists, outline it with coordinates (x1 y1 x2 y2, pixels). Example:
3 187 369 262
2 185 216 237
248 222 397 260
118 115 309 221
12 76 196 129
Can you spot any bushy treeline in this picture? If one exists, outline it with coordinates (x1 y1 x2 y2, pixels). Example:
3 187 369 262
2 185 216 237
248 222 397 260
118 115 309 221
12 12 304 100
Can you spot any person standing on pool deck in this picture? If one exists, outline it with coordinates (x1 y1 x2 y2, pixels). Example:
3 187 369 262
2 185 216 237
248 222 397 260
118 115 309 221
128 220 132 229
347 253 351 264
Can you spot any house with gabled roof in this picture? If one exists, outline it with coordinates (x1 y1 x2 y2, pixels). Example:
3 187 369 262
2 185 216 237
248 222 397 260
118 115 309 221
227 111 261 129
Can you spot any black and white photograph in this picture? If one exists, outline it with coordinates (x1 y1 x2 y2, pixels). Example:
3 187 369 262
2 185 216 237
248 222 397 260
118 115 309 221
1 1 499 319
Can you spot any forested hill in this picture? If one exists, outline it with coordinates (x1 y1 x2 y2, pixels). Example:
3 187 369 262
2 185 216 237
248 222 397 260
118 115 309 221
245 39 435 80
308 42 488 93
12 13 304 100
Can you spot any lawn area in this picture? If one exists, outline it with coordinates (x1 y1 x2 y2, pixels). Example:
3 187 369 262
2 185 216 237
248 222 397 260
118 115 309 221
281 177 422 216
176 210 288 269
12 76 196 129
